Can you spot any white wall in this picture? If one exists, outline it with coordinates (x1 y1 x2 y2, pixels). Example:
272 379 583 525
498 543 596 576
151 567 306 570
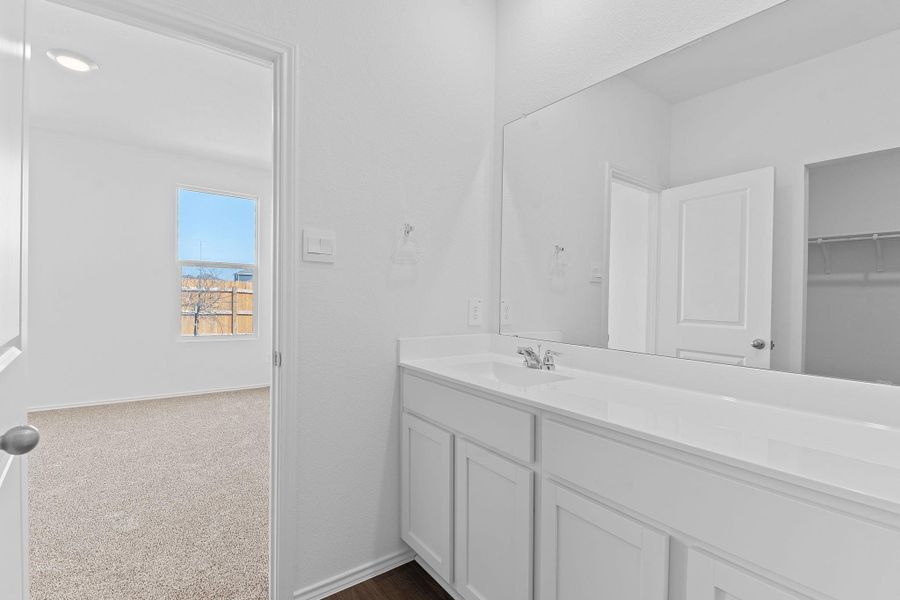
668 29 900 372
500 77 670 347
1 128 272 409
152 0 498 596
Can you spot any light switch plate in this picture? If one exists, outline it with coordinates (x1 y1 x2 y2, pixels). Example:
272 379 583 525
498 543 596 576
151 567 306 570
500 299 513 325
468 297 484 326
303 228 336 263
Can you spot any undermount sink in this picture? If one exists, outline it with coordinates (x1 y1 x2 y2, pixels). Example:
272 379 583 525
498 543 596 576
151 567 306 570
447 361 573 387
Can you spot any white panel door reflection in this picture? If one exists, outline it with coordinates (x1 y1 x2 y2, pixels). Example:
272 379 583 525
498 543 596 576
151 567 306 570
656 167 775 368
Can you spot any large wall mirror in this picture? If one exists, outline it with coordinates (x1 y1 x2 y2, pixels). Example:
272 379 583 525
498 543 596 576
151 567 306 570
499 0 900 385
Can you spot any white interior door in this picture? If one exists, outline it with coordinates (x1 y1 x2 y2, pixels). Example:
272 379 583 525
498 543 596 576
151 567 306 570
0 0 30 597
656 167 775 368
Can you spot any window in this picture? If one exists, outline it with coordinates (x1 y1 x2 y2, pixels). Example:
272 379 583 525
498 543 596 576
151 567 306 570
178 188 257 337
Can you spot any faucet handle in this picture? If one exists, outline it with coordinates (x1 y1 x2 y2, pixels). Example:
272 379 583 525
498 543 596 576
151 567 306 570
516 346 542 368
542 348 562 370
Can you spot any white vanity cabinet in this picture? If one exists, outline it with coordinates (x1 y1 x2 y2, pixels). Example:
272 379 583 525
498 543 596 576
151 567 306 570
399 363 900 600
401 372 536 599
540 481 668 600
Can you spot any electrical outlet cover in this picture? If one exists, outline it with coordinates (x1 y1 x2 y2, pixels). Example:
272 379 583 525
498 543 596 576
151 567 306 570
468 297 484 326
500 299 513 325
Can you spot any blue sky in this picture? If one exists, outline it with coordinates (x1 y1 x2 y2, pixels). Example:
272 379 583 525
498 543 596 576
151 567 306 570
178 188 256 265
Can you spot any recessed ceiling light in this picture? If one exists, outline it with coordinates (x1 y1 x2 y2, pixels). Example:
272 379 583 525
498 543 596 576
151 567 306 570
46 49 99 73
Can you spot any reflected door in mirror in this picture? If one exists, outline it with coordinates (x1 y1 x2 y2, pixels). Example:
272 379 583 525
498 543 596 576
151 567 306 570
656 167 774 368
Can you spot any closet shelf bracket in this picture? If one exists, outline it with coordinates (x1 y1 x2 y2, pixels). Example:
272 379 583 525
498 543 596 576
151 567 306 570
873 233 885 272
817 238 832 275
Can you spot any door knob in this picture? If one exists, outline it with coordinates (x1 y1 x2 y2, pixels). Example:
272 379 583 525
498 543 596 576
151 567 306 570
751 338 767 350
0 425 40 456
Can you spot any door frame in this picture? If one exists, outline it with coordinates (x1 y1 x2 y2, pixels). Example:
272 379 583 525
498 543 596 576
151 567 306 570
605 164 662 353
26 1 298 598
0 0 29 374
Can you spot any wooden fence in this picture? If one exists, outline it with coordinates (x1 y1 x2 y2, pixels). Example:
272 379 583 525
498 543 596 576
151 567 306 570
181 277 254 336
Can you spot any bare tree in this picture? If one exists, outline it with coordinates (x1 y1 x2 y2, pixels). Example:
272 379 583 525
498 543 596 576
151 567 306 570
181 266 230 336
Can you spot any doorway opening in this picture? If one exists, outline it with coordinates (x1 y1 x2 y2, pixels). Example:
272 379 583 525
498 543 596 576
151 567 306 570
20 1 279 597
605 169 662 354
607 175 660 354
804 146 900 385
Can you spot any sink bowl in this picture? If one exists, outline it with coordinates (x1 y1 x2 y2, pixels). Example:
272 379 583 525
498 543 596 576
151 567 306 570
448 361 572 388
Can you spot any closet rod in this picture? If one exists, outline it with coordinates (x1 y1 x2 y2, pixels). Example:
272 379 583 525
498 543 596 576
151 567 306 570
806 230 900 243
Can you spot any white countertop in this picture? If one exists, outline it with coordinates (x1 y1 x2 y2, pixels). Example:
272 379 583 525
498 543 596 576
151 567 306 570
400 348 900 514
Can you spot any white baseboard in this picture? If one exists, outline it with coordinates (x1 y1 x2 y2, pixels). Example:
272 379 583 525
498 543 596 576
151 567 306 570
27 383 270 413
292 549 415 600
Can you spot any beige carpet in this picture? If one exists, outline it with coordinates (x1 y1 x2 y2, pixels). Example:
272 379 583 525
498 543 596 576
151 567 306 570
27 388 270 600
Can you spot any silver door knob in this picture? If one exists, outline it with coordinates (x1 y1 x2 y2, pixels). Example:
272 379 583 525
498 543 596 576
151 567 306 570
751 339 767 350
0 425 40 456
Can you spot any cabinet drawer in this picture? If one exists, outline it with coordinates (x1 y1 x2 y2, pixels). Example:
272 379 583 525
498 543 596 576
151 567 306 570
402 372 534 463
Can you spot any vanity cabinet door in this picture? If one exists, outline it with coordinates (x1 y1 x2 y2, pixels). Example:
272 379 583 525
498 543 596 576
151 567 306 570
455 439 533 600
687 550 808 600
401 412 454 582
540 482 668 600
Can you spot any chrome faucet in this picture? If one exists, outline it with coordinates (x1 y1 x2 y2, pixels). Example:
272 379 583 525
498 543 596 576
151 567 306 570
517 345 563 370
517 345 542 369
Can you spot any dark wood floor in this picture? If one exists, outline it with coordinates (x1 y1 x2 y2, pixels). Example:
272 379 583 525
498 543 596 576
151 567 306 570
325 561 453 600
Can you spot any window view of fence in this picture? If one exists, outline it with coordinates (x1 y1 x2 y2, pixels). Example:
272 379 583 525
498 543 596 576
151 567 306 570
181 267 254 336
178 188 257 337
